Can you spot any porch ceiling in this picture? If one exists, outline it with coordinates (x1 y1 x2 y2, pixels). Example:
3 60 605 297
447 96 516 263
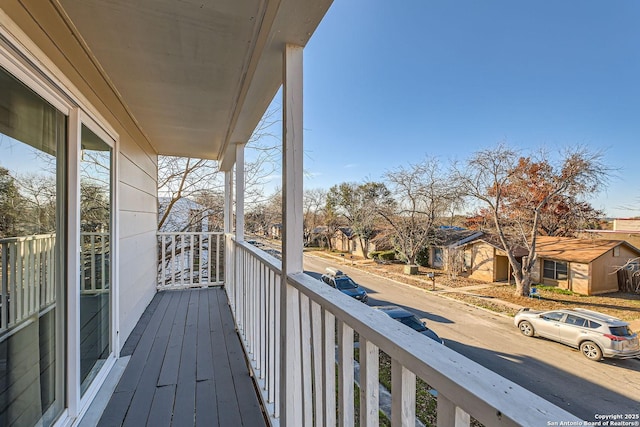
58 0 332 164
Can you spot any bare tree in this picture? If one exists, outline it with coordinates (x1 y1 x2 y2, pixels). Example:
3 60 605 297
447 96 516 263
380 157 458 266
327 182 391 258
157 108 280 232
303 188 327 244
452 143 611 296
245 190 282 237
14 173 57 234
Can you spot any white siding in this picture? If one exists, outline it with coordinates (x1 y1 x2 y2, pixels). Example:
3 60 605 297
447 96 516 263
117 138 158 344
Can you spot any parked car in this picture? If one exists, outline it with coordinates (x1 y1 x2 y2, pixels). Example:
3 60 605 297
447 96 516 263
375 305 444 344
321 268 368 303
514 307 640 361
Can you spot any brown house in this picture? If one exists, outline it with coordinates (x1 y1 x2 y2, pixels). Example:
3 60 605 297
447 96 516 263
463 236 640 295
531 236 640 295
462 236 528 283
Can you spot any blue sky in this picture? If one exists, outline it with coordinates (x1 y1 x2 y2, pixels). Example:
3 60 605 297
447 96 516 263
284 0 640 218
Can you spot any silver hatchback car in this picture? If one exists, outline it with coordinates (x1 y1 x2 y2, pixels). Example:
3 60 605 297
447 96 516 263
514 308 640 361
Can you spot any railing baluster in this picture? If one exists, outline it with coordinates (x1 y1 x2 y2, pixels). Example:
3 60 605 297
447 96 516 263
160 234 166 288
48 236 53 304
189 233 195 283
9 241 17 326
437 393 470 427
267 269 275 402
90 234 96 292
310 301 324 427
323 310 336 427
299 292 312 425
25 238 32 315
391 358 416 427
34 237 41 312
338 319 354 427
198 233 203 285
273 272 281 419
1 242 8 330
360 338 379 427
171 235 176 286
215 233 220 283
101 234 106 290
16 240 23 321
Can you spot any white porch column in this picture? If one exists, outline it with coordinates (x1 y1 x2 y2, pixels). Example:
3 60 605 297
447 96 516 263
235 143 245 242
224 170 233 233
280 43 304 427
282 44 304 274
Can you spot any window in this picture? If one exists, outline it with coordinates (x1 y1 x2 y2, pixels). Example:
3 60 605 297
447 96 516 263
609 325 633 337
543 260 568 280
464 249 472 270
433 247 443 267
542 312 565 322
79 124 112 395
586 320 601 329
564 315 586 327
0 65 66 427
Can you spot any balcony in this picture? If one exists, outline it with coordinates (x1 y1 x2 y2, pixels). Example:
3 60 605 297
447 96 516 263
86 231 580 426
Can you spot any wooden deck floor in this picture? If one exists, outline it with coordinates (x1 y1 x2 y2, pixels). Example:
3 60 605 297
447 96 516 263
97 287 266 427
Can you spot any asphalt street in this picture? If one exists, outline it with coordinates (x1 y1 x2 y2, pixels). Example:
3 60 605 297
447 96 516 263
303 253 640 422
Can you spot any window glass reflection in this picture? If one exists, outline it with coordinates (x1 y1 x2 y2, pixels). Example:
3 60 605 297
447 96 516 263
79 125 111 395
0 66 65 427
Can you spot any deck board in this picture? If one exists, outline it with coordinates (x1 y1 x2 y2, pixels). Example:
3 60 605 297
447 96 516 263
97 288 266 426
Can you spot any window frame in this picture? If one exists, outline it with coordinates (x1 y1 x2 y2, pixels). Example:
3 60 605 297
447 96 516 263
542 259 569 281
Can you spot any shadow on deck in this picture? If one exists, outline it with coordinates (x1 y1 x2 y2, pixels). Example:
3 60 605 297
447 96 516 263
94 287 266 426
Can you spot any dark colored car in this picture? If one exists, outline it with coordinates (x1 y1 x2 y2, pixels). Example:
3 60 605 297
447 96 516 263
375 305 444 344
321 268 368 303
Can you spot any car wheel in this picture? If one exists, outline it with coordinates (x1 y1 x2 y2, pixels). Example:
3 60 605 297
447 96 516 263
518 321 534 337
580 341 603 361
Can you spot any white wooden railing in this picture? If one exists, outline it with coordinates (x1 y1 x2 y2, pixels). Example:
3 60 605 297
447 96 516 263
81 232 110 294
157 232 224 289
226 236 582 427
0 234 56 332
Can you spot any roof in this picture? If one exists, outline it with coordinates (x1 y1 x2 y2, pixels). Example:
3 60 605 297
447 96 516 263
56 0 333 166
338 227 355 238
433 228 483 247
535 236 640 264
463 234 530 258
310 226 328 234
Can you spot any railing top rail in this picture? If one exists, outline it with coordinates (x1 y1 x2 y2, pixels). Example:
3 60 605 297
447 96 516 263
284 270 582 426
234 239 282 272
157 231 225 236
0 233 56 244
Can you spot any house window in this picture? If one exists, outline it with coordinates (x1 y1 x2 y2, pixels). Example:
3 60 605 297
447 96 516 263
613 246 620 257
464 249 472 270
543 260 568 280
0 64 67 426
433 247 443 268
79 124 112 395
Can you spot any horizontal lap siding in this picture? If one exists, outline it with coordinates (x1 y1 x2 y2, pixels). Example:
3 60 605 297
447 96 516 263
116 113 158 346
